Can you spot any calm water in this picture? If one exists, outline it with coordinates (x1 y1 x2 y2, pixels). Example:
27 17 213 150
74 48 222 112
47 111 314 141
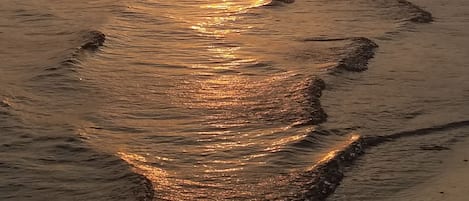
1 0 469 200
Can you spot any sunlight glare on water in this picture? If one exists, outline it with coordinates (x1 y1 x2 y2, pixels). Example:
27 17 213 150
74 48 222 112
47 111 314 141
79 0 399 199
82 1 325 199
3 0 449 200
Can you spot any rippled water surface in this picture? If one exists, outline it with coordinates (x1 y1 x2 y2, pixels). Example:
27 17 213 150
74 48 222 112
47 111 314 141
1 0 469 200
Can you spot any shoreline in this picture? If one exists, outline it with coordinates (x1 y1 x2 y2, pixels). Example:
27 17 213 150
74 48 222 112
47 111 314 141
323 0 469 199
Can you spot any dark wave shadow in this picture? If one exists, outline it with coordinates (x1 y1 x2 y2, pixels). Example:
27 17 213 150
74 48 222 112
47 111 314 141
264 0 296 7
288 37 378 128
79 30 106 51
395 0 433 23
63 30 106 66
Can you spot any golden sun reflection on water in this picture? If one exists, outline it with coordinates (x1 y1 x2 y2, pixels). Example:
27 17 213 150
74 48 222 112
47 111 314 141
190 0 268 37
201 0 269 12
309 134 361 170
118 152 173 188
118 151 226 200
183 1 266 71
178 75 251 109
110 1 330 199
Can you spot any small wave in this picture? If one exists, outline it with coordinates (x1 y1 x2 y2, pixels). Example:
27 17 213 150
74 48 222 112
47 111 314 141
395 0 433 23
30 30 106 81
264 0 295 7
301 78 328 126
80 30 106 51
299 37 378 72
59 30 106 66
287 0 434 194
0 98 12 108
266 35 379 199
289 119 469 200
63 30 106 65
336 37 378 72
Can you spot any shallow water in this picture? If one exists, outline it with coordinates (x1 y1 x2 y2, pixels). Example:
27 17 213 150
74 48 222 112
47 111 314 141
1 0 468 200
326 0 469 199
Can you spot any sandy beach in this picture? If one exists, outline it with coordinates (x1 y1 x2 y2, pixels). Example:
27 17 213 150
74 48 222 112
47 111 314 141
384 138 469 201
383 1 469 199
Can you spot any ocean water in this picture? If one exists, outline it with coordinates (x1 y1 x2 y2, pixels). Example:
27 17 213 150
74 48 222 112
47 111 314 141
1 0 468 200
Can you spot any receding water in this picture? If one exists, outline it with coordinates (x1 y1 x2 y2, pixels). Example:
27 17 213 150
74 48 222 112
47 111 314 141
1 0 469 200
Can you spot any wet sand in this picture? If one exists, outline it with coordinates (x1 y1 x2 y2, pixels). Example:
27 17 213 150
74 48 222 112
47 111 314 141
386 138 469 201
367 0 469 199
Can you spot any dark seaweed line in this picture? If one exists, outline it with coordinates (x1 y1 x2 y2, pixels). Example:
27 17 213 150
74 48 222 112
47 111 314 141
365 120 469 146
291 1 435 200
